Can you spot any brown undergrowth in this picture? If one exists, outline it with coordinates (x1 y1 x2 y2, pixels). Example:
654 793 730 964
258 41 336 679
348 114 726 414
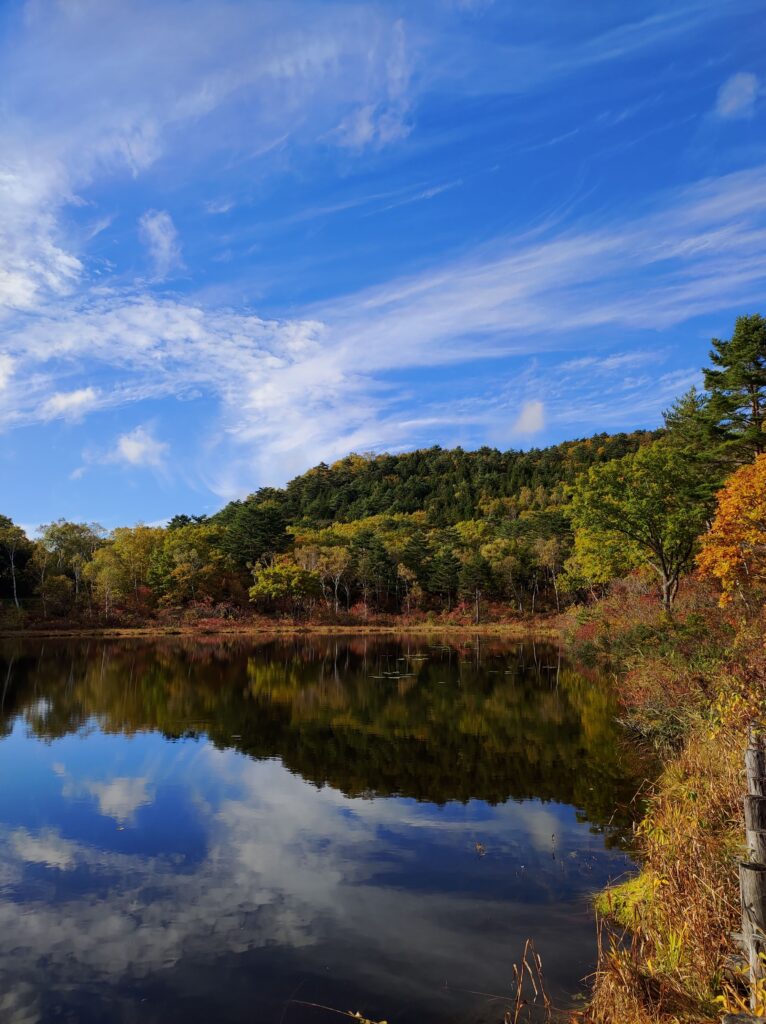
567 576 766 1023
0 600 562 639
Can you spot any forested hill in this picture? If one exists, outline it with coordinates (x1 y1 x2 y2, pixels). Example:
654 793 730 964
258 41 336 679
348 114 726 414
0 428 661 621
213 431 660 529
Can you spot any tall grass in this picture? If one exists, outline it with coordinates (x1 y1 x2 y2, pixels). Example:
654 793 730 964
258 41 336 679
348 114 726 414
566 575 761 1023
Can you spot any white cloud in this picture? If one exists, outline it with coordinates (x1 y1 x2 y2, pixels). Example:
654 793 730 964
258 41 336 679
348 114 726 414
11 829 78 871
0 164 82 321
511 400 545 435
138 210 182 279
40 387 99 421
111 425 169 469
85 778 154 823
715 71 759 119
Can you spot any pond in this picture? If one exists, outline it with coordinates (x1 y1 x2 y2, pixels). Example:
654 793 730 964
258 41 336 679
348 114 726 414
0 635 645 1024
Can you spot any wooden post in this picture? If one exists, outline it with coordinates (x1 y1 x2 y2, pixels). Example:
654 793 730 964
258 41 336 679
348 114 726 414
745 796 766 865
748 726 766 792
739 725 766 1012
746 744 766 797
741 864 766 992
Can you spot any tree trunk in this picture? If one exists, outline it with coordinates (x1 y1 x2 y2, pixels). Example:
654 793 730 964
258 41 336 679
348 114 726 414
660 572 679 611
9 550 19 610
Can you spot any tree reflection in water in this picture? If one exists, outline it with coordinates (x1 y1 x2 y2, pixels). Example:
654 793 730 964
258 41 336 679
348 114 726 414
0 636 647 1024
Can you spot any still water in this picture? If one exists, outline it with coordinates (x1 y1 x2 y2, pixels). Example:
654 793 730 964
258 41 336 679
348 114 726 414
0 636 644 1024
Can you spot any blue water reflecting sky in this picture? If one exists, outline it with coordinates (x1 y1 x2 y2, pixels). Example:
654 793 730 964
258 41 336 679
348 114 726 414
0 639 640 1023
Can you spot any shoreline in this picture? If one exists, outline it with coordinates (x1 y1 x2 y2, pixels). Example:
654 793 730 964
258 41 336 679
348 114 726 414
0 621 561 640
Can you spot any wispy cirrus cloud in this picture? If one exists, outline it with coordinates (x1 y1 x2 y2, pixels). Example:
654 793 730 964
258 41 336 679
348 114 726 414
0 0 419 329
138 211 183 280
334 19 411 149
3 163 766 493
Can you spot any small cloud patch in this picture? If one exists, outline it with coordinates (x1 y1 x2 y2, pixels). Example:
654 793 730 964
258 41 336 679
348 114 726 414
138 209 183 279
715 72 759 119
112 425 169 469
512 399 545 435
41 387 99 421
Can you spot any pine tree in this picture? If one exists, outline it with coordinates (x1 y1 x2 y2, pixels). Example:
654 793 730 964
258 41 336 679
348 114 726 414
704 313 766 460
663 387 714 455
222 500 288 569
459 554 493 624
350 530 396 612
429 547 461 611
401 532 432 586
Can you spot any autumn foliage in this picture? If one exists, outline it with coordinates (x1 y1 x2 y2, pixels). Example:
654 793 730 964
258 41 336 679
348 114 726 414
697 452 766 604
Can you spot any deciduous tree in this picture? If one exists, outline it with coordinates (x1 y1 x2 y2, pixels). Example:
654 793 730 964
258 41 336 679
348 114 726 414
697 452 766 606
0 516 31 610
249 560 322 617
570 441 714 610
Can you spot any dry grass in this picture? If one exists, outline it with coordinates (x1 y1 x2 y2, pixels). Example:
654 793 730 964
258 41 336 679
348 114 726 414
583 587 764 1023
588 714 744 1021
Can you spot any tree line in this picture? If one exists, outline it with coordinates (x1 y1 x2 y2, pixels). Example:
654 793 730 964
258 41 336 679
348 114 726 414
1 313 765 624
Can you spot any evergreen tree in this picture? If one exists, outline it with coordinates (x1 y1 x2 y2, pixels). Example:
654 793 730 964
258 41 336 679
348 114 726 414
400 532 432 587
167 513 208 531
222 500 289 569
459 554 493 624
350 530 396 612
663 387 714 456
704 313 766 460
429 547 461 610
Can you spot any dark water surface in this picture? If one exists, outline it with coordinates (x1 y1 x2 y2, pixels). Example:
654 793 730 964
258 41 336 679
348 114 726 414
0 636 645 1024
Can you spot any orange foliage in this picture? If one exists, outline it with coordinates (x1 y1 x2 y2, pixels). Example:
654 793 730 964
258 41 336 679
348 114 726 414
697 453 766 603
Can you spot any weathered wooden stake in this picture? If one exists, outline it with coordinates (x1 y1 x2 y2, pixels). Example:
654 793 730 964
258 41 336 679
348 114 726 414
744 796 766 865
739 725 766 1013
745 742 766 797
741 864 766 991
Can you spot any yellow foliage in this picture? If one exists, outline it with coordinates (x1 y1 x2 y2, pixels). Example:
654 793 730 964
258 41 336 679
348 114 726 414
698 452 766 603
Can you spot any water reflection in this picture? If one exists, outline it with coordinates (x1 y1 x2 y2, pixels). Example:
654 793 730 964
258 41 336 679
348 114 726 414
0 636 644 1023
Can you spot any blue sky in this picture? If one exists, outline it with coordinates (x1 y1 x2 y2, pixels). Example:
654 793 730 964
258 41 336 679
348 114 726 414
0 0 764 529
